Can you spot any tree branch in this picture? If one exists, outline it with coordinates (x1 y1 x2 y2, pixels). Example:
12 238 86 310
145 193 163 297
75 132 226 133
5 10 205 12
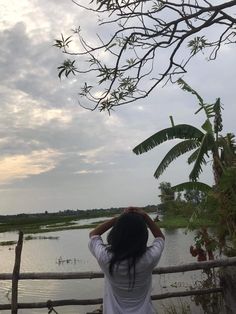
55 0 236 112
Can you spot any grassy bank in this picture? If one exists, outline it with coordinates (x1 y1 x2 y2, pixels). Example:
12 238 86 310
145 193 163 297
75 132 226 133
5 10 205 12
0 215 78 234
2 218 216 235
0 209 217 234
158 215 217 229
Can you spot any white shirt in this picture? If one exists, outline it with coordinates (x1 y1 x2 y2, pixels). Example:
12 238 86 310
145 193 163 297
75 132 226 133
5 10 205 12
89 235 165 314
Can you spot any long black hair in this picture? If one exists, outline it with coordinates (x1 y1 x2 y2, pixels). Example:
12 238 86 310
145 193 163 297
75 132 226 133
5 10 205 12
107 212 148 288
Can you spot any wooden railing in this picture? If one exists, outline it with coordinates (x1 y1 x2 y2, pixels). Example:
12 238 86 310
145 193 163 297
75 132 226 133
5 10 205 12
0 232 236 313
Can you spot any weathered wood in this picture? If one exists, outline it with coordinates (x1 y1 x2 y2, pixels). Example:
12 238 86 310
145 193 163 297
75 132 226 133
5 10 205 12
151 287 223 300
0 254 234 312
0 256 236 280
153 256 236 274
0 271 104 280
11 231 23 314
220 266 236 314
0 298 103 310
0 287 222 310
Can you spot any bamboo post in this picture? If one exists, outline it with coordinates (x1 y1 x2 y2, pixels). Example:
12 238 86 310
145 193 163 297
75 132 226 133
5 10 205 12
11 231 23 314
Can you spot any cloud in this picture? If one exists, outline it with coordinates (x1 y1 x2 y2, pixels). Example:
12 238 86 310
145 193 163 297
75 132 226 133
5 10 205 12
0 0 235 214
78 147 105 164
0 149 62 185
75 169 103 175
0 87 73 128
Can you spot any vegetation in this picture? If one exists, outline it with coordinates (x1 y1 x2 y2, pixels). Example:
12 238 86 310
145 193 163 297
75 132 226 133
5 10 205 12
0 215 77 234
133 79 229 186
162 300 191 314
157 181 217 230
159 216 215 230
159 182 175 203
191 268 224 314
54 1 236 112
0 205 157 234
0 201 216 234
24 235 59 241
133 81 236 253
0 240 17 246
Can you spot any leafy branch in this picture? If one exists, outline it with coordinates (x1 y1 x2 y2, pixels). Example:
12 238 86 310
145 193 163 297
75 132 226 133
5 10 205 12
55 0 236 111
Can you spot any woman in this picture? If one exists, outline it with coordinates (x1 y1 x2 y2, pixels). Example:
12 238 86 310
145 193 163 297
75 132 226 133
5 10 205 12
88 207 165 314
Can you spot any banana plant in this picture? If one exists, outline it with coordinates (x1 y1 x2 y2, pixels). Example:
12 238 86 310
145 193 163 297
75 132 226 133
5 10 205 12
133 80 236 246
133 79 231 192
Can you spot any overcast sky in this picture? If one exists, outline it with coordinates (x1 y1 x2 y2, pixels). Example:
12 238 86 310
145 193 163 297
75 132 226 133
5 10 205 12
0 0 235 215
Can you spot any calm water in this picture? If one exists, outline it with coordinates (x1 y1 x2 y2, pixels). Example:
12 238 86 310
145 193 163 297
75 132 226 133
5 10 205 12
0 222 218 314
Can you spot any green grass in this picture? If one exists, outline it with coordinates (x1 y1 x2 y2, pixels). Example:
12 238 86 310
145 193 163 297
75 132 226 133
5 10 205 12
0 240 17 246
162 300 191 314
0 215 79 234
0 210 217 234
24 235 59 240
159 215 217 229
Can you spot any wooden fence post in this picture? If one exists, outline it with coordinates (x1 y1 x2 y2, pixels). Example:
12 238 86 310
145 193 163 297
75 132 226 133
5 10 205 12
11 231 23 314
220 266 236 314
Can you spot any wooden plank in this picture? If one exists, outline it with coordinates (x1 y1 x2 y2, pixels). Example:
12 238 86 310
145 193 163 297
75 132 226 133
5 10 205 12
0 288 222 310
153 256 236 274
0 255 234 312
0 256 236 280
151 287 223 300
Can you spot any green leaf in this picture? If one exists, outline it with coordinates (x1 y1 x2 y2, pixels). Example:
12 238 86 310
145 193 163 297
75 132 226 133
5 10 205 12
154 140 200 179
177 79 217 121
133 124 204 155
189 133 213 181
188 149 200 164
172 182 212 193
201 119 213 133
177 79 204 105
58 68 65 79
187 36 207 55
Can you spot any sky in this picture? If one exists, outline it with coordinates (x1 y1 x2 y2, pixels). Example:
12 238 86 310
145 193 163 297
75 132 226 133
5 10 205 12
0 0 235 215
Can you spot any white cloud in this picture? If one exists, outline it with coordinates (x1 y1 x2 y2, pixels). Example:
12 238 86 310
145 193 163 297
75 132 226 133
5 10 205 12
0 87 73 128
30 107 72 126
103 114 123 127
0 0 33 30
0 149 62 185
78 147 105 164
75 169 103 175
0 137 10 146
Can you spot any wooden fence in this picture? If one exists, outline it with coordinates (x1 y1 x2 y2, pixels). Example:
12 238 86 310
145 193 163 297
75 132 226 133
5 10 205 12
0 231 236 313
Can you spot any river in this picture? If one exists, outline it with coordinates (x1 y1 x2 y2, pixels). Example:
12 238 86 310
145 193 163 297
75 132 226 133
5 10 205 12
0 218 222 314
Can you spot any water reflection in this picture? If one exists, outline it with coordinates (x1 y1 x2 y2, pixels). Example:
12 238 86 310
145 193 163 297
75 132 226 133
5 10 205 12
0 224 209 314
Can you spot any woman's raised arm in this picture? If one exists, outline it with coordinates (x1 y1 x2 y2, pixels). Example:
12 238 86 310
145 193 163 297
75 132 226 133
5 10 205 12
89 217 117 238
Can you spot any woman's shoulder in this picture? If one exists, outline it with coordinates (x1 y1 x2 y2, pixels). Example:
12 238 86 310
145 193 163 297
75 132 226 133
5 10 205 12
151 236 165 246
139 237 165 268
147 237 165 253
88 236 112 263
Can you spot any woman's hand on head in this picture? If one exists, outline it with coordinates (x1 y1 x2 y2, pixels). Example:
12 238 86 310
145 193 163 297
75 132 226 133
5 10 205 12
123 207 164 239
124 207 147 218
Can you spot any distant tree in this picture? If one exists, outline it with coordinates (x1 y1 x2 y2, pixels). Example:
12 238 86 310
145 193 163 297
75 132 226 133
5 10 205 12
54 0 236 112
176 192 182 202
184 189 206 205
159 182 175 203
